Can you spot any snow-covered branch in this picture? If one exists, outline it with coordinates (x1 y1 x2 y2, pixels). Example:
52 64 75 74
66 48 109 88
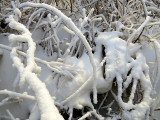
6 14 64 120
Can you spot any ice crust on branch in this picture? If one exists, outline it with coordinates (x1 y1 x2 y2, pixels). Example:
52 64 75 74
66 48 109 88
6 15 64 120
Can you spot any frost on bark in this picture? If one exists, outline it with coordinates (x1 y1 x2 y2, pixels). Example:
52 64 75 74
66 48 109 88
0 0 160 120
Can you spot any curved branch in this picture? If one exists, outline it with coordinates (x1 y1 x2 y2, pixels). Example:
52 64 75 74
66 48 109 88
19 2 97 103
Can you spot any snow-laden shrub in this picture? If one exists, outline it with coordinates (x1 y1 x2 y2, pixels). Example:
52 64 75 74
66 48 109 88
0 0 160 120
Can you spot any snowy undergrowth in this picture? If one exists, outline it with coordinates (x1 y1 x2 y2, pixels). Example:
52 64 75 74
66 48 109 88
0 0 160 120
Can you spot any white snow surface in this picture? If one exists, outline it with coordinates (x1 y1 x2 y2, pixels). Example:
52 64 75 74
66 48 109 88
0 29 154 120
